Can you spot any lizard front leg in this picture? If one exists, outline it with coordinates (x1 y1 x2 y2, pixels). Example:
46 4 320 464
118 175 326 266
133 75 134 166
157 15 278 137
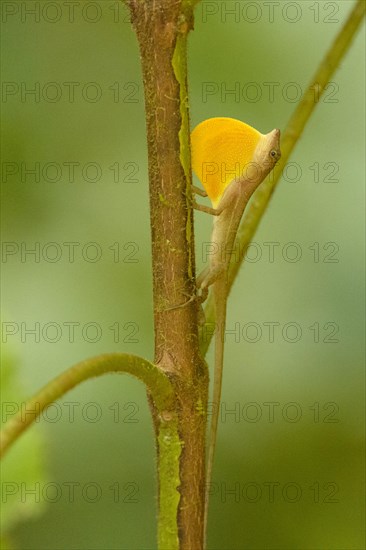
193 201 221 216
192 184 208 197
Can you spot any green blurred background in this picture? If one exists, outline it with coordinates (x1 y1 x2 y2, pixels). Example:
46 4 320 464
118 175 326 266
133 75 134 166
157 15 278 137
1 1 365 548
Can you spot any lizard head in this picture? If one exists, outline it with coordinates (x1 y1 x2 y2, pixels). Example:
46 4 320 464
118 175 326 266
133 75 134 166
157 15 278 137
252 128 281 179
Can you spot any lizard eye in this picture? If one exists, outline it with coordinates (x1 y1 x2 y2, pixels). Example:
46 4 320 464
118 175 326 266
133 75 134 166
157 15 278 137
270 150 277 158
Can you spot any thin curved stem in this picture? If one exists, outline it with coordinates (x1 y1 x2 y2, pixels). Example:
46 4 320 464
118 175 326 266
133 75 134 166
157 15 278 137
0 353 175 458
200 0 365 355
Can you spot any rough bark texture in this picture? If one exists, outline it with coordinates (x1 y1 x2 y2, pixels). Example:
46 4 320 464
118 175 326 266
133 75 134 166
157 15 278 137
127 1 207 547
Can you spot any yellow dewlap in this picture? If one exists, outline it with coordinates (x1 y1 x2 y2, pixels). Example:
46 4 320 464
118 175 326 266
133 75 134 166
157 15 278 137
191 117 262 207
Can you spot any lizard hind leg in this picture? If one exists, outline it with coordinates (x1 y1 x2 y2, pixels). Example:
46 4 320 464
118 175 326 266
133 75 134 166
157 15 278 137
197 264 226 294
195 267 210 325
196 264 226 325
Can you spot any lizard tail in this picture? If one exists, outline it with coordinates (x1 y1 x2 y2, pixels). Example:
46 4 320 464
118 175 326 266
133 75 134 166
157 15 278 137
204 278 227 546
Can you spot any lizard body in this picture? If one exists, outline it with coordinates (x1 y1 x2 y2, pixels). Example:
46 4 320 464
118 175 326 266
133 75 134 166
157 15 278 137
191 117 281 536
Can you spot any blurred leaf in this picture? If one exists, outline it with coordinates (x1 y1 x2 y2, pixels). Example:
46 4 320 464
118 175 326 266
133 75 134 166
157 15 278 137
1 344 48 535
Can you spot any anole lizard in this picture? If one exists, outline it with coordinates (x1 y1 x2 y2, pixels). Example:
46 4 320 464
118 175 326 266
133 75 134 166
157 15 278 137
191 117 281 534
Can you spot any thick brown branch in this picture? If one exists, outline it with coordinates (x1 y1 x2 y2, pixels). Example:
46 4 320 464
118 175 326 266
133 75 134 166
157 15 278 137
127 1 207 547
